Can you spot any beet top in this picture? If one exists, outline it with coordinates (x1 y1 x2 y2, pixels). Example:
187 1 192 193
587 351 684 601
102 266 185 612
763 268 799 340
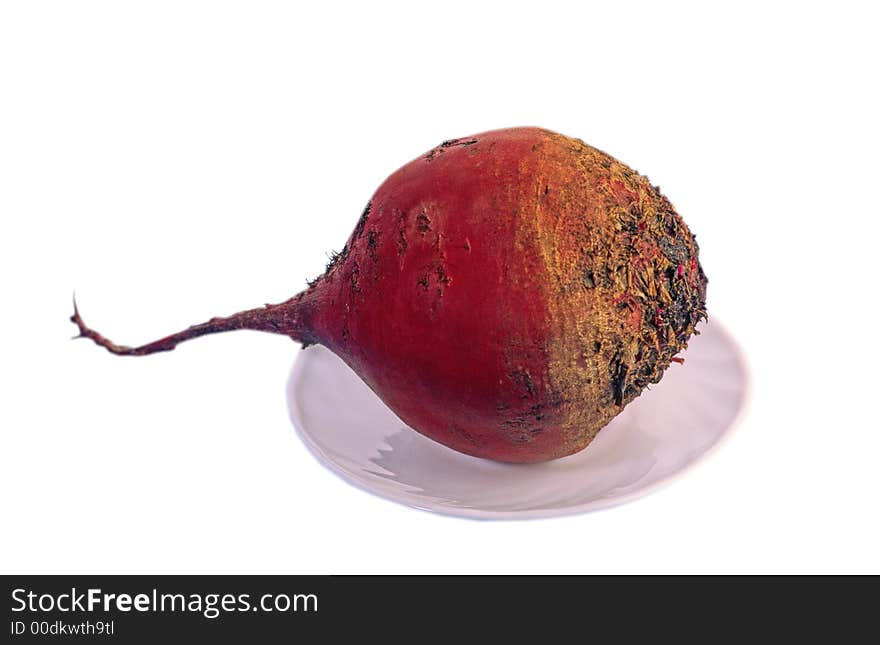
73 127 707 463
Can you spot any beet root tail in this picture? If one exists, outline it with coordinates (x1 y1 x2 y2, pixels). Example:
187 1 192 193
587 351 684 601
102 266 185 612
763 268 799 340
70 295 312 356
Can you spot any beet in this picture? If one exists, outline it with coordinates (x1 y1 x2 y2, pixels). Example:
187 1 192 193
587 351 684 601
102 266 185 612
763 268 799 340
73 127 707 463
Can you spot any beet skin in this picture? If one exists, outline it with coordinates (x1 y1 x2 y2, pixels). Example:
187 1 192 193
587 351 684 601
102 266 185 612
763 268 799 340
73 127 707 463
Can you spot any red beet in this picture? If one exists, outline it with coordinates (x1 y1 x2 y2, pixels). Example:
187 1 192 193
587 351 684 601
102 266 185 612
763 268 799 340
73 127 707 463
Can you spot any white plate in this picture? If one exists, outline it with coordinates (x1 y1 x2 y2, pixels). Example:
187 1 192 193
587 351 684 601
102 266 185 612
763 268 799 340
287 319 748 519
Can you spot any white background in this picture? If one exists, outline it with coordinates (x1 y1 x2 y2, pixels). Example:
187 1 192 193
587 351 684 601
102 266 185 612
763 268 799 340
1 1 878 573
